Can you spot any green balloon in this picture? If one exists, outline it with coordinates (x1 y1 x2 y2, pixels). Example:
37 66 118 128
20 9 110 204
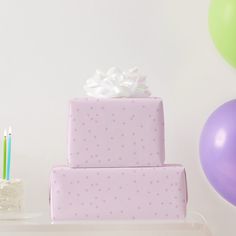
209 0 236 67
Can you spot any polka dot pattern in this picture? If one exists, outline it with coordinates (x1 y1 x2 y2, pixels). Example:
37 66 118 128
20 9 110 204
68 97 165 167
50 165 187 221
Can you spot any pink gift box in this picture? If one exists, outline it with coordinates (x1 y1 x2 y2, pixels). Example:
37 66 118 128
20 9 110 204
50 165 187 221
68 97 165 167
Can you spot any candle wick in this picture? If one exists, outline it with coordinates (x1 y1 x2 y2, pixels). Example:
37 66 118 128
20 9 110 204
8 126 12 135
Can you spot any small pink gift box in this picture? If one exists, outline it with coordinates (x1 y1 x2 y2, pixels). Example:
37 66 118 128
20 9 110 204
68 97 165 168
50 165 187 221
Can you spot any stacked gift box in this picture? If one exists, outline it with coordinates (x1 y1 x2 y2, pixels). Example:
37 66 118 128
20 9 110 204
50 97 188 221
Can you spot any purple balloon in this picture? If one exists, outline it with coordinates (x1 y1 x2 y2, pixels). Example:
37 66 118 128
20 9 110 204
200 99 236 206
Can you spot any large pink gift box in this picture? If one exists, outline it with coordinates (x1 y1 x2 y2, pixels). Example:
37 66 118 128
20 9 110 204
50 165 187 221
68 97 165 168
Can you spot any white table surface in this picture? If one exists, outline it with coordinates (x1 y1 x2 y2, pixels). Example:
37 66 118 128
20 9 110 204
0 212 212 236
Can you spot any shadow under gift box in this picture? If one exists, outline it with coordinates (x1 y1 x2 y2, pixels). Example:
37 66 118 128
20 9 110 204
68 97 165 168
50 165 187 221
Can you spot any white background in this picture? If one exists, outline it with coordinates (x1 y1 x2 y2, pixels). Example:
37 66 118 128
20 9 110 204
0 0 236 235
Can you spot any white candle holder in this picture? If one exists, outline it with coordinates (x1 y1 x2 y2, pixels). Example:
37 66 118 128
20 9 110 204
0 179 23 212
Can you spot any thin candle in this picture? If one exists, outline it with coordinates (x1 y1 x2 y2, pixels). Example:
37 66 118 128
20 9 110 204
6 127 12 180
2 129 7 180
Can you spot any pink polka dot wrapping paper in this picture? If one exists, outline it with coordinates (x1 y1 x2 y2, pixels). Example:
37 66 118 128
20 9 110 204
68 97 165 168
50 165 187 221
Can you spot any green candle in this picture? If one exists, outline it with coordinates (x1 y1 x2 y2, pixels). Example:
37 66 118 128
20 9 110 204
2 130 7 180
